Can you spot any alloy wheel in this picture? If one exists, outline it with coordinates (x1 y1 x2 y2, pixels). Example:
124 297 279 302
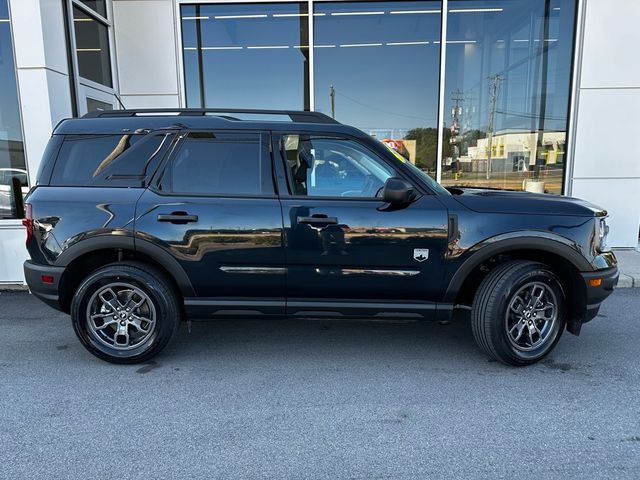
85 282 157 351
505 281 558 352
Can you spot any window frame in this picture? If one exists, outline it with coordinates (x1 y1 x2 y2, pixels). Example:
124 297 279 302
151 129 278 199
65 0 119 112
273 131 420 201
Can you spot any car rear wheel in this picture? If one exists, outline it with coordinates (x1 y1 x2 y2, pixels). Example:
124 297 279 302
471 260 566 366
70 262 181 364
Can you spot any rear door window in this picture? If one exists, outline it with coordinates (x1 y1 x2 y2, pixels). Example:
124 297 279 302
50 132 175 186
158 132 272 196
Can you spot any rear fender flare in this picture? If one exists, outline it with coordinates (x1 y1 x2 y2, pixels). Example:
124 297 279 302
55 234 195 297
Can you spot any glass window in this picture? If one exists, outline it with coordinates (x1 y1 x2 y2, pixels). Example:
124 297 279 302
78 1 107 18
50 133 173 186
281 135 395 198
180 3 309 109
86 97 113 113
162 132 269 196
0 0 28 219
314 2 442 178
72 6 112 87
441 0 576 194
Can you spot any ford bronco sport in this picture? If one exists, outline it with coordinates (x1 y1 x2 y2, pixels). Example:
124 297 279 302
22 109 618 365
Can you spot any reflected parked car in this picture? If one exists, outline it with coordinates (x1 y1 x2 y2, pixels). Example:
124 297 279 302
0 168 28 218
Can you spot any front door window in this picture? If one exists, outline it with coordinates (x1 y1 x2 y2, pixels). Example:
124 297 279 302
281 134 395 198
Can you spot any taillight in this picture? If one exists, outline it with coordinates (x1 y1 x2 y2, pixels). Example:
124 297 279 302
22 203 33 246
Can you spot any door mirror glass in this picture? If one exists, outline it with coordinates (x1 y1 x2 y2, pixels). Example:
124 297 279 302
382 177 415 205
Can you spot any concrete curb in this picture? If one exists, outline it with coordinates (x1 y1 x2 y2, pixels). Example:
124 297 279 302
0 284 28 292
617 275 635 288
612 249 640 289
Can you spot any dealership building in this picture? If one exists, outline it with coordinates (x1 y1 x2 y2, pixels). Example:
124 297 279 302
0 0 638 284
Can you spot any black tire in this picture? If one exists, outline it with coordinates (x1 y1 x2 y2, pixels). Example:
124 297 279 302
70 261 181 364
471 260 566 366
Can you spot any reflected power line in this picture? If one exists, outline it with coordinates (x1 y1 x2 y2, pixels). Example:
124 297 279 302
334 91 430 122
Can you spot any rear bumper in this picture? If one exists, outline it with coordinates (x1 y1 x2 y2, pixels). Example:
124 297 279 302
23 260 65 311
580 266 619 322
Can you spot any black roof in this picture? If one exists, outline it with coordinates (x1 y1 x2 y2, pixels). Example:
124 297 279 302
54 108 364 136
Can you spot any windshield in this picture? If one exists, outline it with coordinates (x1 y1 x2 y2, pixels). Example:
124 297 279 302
403 160 450 196
379 140 450 195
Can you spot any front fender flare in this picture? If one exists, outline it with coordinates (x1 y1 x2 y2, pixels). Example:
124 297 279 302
443 232 592 304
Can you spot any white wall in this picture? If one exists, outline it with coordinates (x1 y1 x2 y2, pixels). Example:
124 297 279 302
112 0 181 108
569 0 640 247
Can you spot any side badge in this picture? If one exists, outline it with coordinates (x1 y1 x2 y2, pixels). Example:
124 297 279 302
413 248 429 262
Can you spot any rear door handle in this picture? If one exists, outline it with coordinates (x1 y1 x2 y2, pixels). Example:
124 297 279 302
157 212 199 224
297 215 338 225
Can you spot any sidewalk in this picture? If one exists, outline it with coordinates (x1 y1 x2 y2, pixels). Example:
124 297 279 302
613 248 640 288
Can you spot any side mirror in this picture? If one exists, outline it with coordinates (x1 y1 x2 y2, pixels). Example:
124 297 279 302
382 177 415 205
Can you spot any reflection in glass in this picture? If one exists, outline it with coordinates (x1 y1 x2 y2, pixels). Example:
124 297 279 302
441 0 576 194
0 0 28 219
86 97 113 113
314 2 442 176
79 1 107 18
180 3 309 109
282 135 395 198
73 6 112 87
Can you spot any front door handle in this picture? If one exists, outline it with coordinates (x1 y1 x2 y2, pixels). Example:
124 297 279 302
297 215 338 225
157 212 199 224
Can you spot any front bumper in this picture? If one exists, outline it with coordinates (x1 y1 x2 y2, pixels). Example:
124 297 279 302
580 266 619 323
23 260 65 311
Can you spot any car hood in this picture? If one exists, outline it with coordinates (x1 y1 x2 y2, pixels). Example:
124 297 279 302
447 187 606 217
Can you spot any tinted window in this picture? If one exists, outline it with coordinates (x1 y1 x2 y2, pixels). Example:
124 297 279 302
73 6 112 87
51 133 173 186
79 1 107 18
162 132 269 196
281 135 395 198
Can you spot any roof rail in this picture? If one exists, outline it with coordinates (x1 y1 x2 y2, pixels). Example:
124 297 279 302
82 108 340 124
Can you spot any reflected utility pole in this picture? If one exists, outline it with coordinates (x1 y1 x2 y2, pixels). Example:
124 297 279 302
486 74 503 180
450 89 464 163
330 85 336 119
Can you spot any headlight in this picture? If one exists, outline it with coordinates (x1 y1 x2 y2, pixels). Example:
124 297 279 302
596 217 610 252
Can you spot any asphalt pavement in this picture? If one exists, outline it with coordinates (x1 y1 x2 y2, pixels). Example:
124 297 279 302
1 289 639 480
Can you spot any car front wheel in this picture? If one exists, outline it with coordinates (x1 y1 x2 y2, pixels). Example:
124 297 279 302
70 262 181 364
471 260 566 366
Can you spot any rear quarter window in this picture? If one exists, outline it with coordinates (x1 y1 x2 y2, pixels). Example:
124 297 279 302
50 132 174 187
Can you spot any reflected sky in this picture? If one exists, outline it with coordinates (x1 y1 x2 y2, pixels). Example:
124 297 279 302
314 1 442 135
180 1 575 135
181 3 309 109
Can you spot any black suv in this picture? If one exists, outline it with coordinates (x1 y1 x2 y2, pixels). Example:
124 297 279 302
23 109 618 365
